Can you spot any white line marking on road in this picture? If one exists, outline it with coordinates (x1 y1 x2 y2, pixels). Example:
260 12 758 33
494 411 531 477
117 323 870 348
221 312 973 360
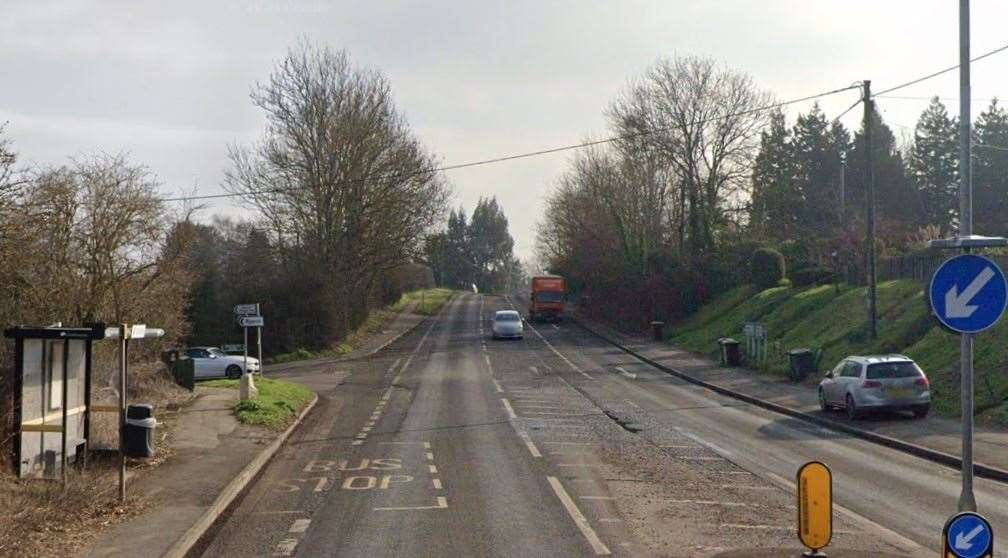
529 365 540 375
484 354 492 368
615 367 637 380
598 518 622 523
428 465 438 474
289 518 311 533
491 378 503 393
274 539 298 556
389 357 402 374
392 374 402 384
501 398 517 419
351 440 363 446
374 497 448 511
425 452 435 461
546 476 611 556
518 431 542 457
432 478 443 490
674 428 735 458
355 434 367 439
526 322 593 380
622 398 640 409
381 388 393 401
424 442 431 449
552 324 560 330
361 426 372 432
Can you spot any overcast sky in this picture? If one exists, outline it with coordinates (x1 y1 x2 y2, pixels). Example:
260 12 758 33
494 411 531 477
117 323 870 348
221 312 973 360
3 1 1008 259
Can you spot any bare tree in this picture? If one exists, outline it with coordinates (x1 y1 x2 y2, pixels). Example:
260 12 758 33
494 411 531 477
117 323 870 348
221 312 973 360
609 56 772 257
226 41 449 340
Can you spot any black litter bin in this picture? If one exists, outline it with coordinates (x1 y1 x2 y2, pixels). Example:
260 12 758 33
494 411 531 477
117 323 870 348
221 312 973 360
720 338 741 366
124 404 156 458
651 321 665 341
788 348 816 382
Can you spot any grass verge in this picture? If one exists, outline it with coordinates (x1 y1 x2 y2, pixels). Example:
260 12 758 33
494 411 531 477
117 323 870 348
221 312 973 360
202 378 314 429
391 288 454 315
668 279 1008 423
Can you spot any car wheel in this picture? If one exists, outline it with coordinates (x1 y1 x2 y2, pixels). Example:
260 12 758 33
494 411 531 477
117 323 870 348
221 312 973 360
912 405 930 419
818 388 829 412
845 394 860 420
225 365 242 379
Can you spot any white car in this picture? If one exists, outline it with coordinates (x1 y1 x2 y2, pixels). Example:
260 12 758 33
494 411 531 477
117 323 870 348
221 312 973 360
185 346 261 379
491 310 524 339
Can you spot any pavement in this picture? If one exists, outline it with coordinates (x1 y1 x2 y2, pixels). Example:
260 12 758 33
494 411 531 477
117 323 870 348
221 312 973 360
575 314 1008 473
82 303 427 558
196 293 924 557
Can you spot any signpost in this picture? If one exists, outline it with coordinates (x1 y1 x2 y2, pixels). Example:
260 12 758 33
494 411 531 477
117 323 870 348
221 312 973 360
796 461 832 557
234 304 263 380
930 255 1007 334
943 512 993 558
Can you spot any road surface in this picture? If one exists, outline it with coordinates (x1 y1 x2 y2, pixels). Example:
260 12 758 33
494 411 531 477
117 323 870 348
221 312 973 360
199 292 1002 556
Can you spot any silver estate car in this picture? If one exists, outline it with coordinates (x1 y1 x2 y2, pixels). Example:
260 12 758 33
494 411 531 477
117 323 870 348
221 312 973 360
818 355 930 420
491 310 524 339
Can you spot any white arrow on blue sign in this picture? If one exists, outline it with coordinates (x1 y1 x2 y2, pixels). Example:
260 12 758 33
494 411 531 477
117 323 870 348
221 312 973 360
945 512 992 558
930 254 1008 334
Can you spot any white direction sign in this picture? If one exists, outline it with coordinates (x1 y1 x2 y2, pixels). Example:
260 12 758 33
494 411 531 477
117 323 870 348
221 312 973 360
239 316 264 327
234 303 259 316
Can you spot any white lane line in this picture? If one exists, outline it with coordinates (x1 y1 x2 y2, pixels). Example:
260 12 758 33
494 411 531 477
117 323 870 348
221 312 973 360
526 322 593 380
492 378 503 393
289 518 311 533
529 365 540 375
518 430 542 457
392 374 403 384
425 452 435 461
432 478 443 490
428 465 438 474
361 426 373 432
374 497 448 511
500 398 517 420
674 427 735 458
552 324 560 330
546 476 611 556
355 434 367 440
381 388 393 401
351 440 363 446
424 442 431 449
484 354 492 368
274 538 298 556
615 366 637 380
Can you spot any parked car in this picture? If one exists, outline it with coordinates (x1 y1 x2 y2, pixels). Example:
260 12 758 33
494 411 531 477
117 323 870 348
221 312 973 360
184 346 261 379
491 310 524 339
818 355 930 420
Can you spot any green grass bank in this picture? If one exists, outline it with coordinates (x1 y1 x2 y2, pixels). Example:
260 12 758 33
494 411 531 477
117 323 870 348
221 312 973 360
203 378 314 429
668 280 1008 422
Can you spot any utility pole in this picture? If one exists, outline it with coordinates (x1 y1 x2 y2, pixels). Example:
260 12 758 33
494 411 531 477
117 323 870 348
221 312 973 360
957 0 976 513
863 80 878 340
839 160 846 227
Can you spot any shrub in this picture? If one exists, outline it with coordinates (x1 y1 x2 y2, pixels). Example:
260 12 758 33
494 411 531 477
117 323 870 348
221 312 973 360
791 266 836 287
751 248 786 290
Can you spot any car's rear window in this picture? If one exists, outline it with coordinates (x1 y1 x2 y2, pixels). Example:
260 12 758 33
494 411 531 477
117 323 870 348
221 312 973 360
496 313 520 322
866 362 922 379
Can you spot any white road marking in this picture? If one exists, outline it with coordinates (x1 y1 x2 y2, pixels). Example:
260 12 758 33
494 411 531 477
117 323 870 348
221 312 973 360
615 367 637 380
374 497 448 511
500 398 517 419
525 322 593 380
289 519 311 533
597 518 622 523
529 365 540 375
491 378 503 393
361 426 372 432
428 465 438 474
551 324 559 330
518 430 542 457
381 388 393 401
432 478 443 490
274 538 298 556
355 434 367 440
351 440 363 446
546 476 611 556
484 354 492 368
674 428 735 458
424 442 431 449
425 452 435 460
622 398 640 409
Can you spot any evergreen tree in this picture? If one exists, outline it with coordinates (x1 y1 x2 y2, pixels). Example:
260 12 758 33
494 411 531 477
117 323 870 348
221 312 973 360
750 109 794 239
847 104 919 226
791 104 846 238
973 99 1008 236
908 97 958 231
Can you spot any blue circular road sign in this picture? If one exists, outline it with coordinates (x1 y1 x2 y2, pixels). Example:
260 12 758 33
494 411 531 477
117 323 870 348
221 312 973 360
929 254 1008 334
944 512 993 558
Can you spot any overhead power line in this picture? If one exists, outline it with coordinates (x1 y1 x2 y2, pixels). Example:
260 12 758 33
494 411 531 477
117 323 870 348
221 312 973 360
872 42 1008 97
162 83 862 203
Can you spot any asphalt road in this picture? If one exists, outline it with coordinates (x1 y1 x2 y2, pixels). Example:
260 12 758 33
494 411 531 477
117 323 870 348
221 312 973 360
199 292 997 556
